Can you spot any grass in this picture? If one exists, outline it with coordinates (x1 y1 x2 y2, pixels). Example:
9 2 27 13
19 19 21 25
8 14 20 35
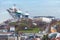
19 27 40 33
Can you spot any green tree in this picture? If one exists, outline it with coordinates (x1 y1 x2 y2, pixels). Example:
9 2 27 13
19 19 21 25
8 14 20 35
9 22 17 26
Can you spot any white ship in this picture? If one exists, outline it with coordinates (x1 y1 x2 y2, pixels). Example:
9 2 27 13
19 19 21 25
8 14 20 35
7 4 29 20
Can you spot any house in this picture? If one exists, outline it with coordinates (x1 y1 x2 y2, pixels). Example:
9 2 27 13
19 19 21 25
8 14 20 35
0 24 9 32
33 16 55 23
0 32 17 40
10 26 15 32
0 22 16 33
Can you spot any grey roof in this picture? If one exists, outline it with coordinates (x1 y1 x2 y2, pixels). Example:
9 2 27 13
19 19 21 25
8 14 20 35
33 16 55 18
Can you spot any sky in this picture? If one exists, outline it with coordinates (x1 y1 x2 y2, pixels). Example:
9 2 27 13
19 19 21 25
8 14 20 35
0 0 60 23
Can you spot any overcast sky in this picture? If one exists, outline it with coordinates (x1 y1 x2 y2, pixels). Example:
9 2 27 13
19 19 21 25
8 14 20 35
0 0 60 23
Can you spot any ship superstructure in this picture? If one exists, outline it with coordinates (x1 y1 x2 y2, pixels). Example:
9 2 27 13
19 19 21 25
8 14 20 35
7 4 29 21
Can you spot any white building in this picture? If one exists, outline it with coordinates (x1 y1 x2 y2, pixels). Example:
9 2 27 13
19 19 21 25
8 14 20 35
24 12 29 18
33 16 55 23
10 26 15 32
